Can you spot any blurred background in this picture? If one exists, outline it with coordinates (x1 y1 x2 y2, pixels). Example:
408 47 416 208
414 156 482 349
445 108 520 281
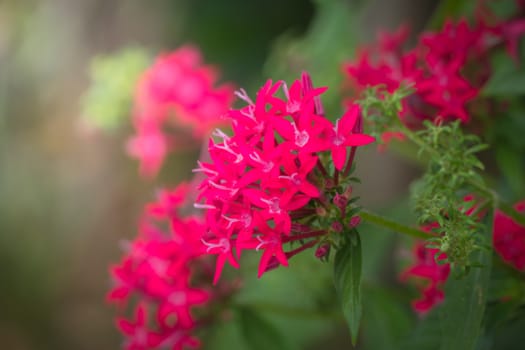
0 0 440 349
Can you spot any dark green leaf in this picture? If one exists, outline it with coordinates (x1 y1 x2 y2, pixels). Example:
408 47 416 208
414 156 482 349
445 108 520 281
438 213 493 350
396 309 441 350
334 231 362 346
237 307 290 350
482 50 525 97
428 0 475 28
496 145 525 197
363 286 414 350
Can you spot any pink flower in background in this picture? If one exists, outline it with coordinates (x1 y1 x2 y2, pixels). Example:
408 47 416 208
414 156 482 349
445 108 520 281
126 118 168 178
400 242 450 314
129 45 235 177
195 72 374 283
329 104 375 170
343 12 525 136
494 201 525 270
487 18 525 63
402 198 525 314
108 183 237 350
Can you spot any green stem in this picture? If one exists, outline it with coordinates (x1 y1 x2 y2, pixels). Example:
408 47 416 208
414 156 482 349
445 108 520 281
401 126 440 158
360 210 432 239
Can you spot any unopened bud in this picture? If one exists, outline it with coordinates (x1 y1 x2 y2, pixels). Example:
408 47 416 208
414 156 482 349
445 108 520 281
352 110 363 134
263 257 281 275
343 186 353 198
315 244 331 259
333 194 348 211
331 221 343 232
349 215 361 228
316 206 327 217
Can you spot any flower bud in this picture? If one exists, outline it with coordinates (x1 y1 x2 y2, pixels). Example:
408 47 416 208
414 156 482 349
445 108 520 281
263 257 282 273
333 194 348 211
315 244 331 259
352 109 363 134
343 186 353 198
349 215 361 228
331 221 343 232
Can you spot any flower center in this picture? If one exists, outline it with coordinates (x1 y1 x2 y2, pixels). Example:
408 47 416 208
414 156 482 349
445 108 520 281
333 134 345 146
169 291 187 305
295 130 310 148
287 101 301 114
290 173 301 185
241 213 252 228
266 197 281 214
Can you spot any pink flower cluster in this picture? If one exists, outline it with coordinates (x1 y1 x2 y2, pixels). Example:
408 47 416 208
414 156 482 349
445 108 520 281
108 183 233 350
493 201 525 270
344 12 525 129
402 199 525 314
195 72 375 283
400 240 450 314
127 46 235 177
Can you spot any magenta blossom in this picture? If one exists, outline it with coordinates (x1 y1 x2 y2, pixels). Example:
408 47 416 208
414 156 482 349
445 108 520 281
194 72 374 283
344 13 525 142
128 45 235 177
108 183 237 350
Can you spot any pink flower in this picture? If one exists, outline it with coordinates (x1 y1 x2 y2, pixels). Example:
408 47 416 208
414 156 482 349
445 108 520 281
117 304 163 350
329 104 375 170
127 118 168 177
342 15 525 127
128 45 235 177
200 234 240 285
195 72 374 282
108 183 237 350
400 242 450 314
401 197 525 314
487 18 525 64
237 217 289 277
494 201 525 270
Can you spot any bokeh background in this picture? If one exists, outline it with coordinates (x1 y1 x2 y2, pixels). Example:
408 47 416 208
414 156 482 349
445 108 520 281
0 0 441 349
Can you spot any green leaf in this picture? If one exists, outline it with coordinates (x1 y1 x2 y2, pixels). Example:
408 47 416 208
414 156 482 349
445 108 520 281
427 0 475 29
482 50 525 97
363 285 414 350
438 212 493 350
334 231 362 346
496 145 525 198
81 47 151 130
237 307 290 350
396 308 441 350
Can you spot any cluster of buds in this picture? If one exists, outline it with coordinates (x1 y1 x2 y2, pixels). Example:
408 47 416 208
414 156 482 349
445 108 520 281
194 72 375 283
127 46 235 177
108 184 238 350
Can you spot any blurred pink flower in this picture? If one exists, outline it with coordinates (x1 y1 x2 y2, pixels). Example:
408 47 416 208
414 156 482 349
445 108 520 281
129 45 235 177
344 13 525 133
494 201 525 270
108 183 236 350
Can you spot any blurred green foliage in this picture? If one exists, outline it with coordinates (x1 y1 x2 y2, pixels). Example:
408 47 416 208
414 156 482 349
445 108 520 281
82 48 151 131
